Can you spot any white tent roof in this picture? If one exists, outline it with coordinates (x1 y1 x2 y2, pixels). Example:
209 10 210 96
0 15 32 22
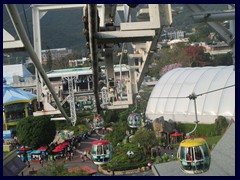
146 66 235 124
3 64 33 84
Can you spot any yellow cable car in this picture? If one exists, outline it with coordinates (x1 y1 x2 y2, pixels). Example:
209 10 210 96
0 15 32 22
177 93 211 174
177 138 211 174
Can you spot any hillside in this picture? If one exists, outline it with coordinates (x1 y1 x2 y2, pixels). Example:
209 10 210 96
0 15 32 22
3 4 86 51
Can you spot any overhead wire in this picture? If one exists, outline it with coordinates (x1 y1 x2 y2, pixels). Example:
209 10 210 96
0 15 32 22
22 4 32 44
149 84 235 99
148 84 235 136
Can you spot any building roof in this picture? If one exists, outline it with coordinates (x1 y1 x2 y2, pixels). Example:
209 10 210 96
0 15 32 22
3 85 36 106
146 66 235 124
3 64 33 84
3 29 24 52
3 149 27 176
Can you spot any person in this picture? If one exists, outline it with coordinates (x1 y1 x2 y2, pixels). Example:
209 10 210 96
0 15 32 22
27 160 30 168
41 93 45 111
106 146 110 155
83 150 87 161
80 153 84 162
39 155 43 167
187 148 193 161
97 146 102 154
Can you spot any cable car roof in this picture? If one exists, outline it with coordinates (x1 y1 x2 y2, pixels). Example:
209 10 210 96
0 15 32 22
179 138 207 147
92 140 109 145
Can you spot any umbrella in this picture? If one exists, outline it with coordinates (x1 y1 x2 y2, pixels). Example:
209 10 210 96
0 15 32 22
171 132 182 137
52 147 64 153
171 132 182 144
200 136 207 139
38 146 48 151
18 147 28 151
62 141 70 145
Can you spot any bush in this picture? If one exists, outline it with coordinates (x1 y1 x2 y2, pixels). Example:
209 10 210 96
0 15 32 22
16 116 56 149
106 143 146 171
161 153 170 162
154 156 163 164
214 116 229 135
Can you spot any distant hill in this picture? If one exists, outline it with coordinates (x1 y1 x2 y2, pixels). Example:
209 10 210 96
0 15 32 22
3 4 229 51
3 4 86 51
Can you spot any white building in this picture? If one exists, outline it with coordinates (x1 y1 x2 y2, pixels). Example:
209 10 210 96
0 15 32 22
146 66 235 124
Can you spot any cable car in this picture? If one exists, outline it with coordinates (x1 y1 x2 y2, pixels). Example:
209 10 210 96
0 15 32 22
127 113 142 128
91 140 113 165
93 114 104 130
177 137 211 174
176 93 211 174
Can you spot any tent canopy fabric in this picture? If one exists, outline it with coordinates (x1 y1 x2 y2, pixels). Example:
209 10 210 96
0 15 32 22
3 85 36 106
3 64 33 84
146 66 235 124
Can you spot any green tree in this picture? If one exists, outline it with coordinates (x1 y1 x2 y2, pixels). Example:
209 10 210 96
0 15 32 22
16 116 56 149
214 116 229 135
188 24 212 43
210 52 233 66
36 161 89 176
106 143 146 171
131 127 157 155
183 45 208 67
103 120 128 147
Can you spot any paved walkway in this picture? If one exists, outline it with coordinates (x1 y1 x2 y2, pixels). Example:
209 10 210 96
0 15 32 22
20 131 154 176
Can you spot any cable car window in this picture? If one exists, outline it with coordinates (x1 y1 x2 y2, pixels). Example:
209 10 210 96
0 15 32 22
186 147 193 161
103 145 107 154
97 145 102 155
201 144 209 158
180 147 186 160
92 145 97 155
194 146 203 160
136 116 140 123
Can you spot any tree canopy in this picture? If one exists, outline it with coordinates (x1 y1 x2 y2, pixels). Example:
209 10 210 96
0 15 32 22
131 127 157 154
16 116 56 149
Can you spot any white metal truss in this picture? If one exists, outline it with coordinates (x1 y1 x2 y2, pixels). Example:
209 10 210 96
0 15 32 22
62 75 77 126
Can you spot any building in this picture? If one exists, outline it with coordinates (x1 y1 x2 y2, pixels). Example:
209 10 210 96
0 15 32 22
146 66 235 124
3 64 36 92
41 48 72 61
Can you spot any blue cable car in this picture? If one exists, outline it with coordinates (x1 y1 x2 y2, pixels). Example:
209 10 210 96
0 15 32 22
91 140 113 165
127 113 142 128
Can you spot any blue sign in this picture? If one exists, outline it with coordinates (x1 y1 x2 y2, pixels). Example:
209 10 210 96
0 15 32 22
3 130 12 139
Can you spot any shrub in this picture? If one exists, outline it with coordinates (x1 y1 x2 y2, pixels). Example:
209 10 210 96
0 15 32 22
214 116 229 135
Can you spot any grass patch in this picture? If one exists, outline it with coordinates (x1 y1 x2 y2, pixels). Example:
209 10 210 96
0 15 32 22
205 135 222 150
177 123 216 137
